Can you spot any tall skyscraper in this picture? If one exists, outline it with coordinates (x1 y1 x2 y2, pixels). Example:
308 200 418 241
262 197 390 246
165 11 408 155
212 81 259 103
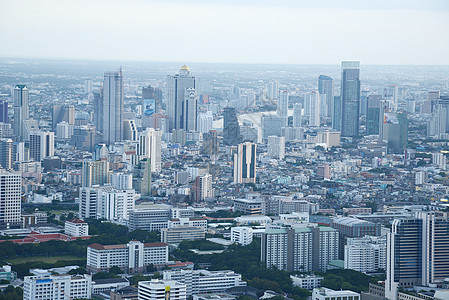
167 65 196 131
0 171 22 229
0 100 8 123
332 96 342 131
223 107 242 146
428 96 449 139
101 69 124 144
197 111 213 134
341 61 361 137
82 159 110 188
385 212 449 300
267 80 279 100
366 95 382 135
382 112 408 154
278 90 289 126
142 85 162 129
306 92 320 127
267 136 285 160
138 128 162 173
0 138 14 170
233 142 257 184
192 173 214 202
293 103 302 128
52 105 75 130
29 131 55 162
201 130 219 157
13 85 29 142
318 75 333 117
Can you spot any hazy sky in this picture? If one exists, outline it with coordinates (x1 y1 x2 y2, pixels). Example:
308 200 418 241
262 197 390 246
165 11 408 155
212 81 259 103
1 0 448 65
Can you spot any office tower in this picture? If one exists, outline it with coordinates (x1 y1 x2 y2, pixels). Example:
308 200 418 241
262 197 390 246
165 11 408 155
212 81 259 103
192 173 214 202
0 100 8 123
341 61 361 137
366 95 382 135
101 69 124 144
142 85 162 128
29 131 54 162
93 91 103 131
385 212 449 300
0 139 14 170
0 171 21 229
293 103 302 128
261 115 285 139
382 112 408 154
52 104 75 130
13 85 29 142
123 119 138 141
267 136 285 160
422 91 440 115
278 90 289 125
197 111 213 133
306 92 321 127
267 80 279 100
428 96 449 139
138 280 186 300
332 96 342 131
138 128 162 173
318 75 333 117
233 142 257 184
240 124 260 143
201 130 219 157
223 107 242 146
82 159 110 187
167 65 196 131
261 226 339 272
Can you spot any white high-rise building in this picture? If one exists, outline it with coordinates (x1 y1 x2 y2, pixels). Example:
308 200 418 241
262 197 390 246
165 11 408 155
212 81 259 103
267 80 279 100
0 171 21 229
138 128 162 173
79 187 101 219
293 103 302 128
97 186 135 221
306 92 321 127
138 279 186 300
13 85 29 142
344 236 387 273
111 172 133 190
102 70 124 144
193 173 214 202
231 227 253 246
197 111 213 133
278 90 289 126
23 274 92 300
55 121 74 139
167 65 196 131
29 131 55 162
267 136 285 160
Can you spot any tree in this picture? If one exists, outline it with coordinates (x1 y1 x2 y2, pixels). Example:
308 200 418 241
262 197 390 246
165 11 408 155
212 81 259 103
109 266 122 275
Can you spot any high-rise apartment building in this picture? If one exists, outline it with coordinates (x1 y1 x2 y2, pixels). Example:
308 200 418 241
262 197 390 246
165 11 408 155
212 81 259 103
267 136 285 160
0 138 14 170
197 111 213 133
100 70 124 144
223 107 242 146
192 174 214 202
0 100 8 123
167 65 196 131
138 128 162 173
306 92 321 127
29 131 54 162
293 103 302 128
318 75 333 117
278 90 289 125
341 61 361 137
82 159 110 187
0 171 22 229
52 104 75 130
233 142 257 184
13 85 29 142
382 112 408 154
332 96 342 131
366 95 382 135
385 212 449 300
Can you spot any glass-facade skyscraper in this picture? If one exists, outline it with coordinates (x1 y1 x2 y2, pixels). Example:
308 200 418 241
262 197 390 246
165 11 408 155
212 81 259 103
341 61 361 137
318 75 333 118
13 85 29 142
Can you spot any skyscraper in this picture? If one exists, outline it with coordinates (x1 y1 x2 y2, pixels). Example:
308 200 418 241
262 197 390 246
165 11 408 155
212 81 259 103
0 171 22 229
29 131 55 162
142 85 162 128
0 138 14 170
233 142 257 184
332 96 342 131
167 65 196 131
341 61 361 137
366 95 382 135
0 100 8 123
278 90 289 126
293 103 302 128
52 105 75 130
101 69 124 144
197 111 213 134
223 107 242 146
201 130 219 157
318 75 333 117
306 92 320 127
13 85 29 142
138 128 162 173
382 112 408 154
82 159 110 187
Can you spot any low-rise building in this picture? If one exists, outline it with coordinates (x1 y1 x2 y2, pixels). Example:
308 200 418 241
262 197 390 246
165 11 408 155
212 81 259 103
92 278 130 294
231 227 253 246
234 215 272 225
138 279 187 300
110 286 138 300
86 241 169 274
233 199 262 215
23 274 92 300
64 218 89 236
161 226 205 244
290 274 323 290
168 218 207 230
313 288 360 300
163 269 246 296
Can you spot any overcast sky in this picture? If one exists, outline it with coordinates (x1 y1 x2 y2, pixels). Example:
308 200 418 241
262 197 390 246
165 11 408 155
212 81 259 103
0 0 448 65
